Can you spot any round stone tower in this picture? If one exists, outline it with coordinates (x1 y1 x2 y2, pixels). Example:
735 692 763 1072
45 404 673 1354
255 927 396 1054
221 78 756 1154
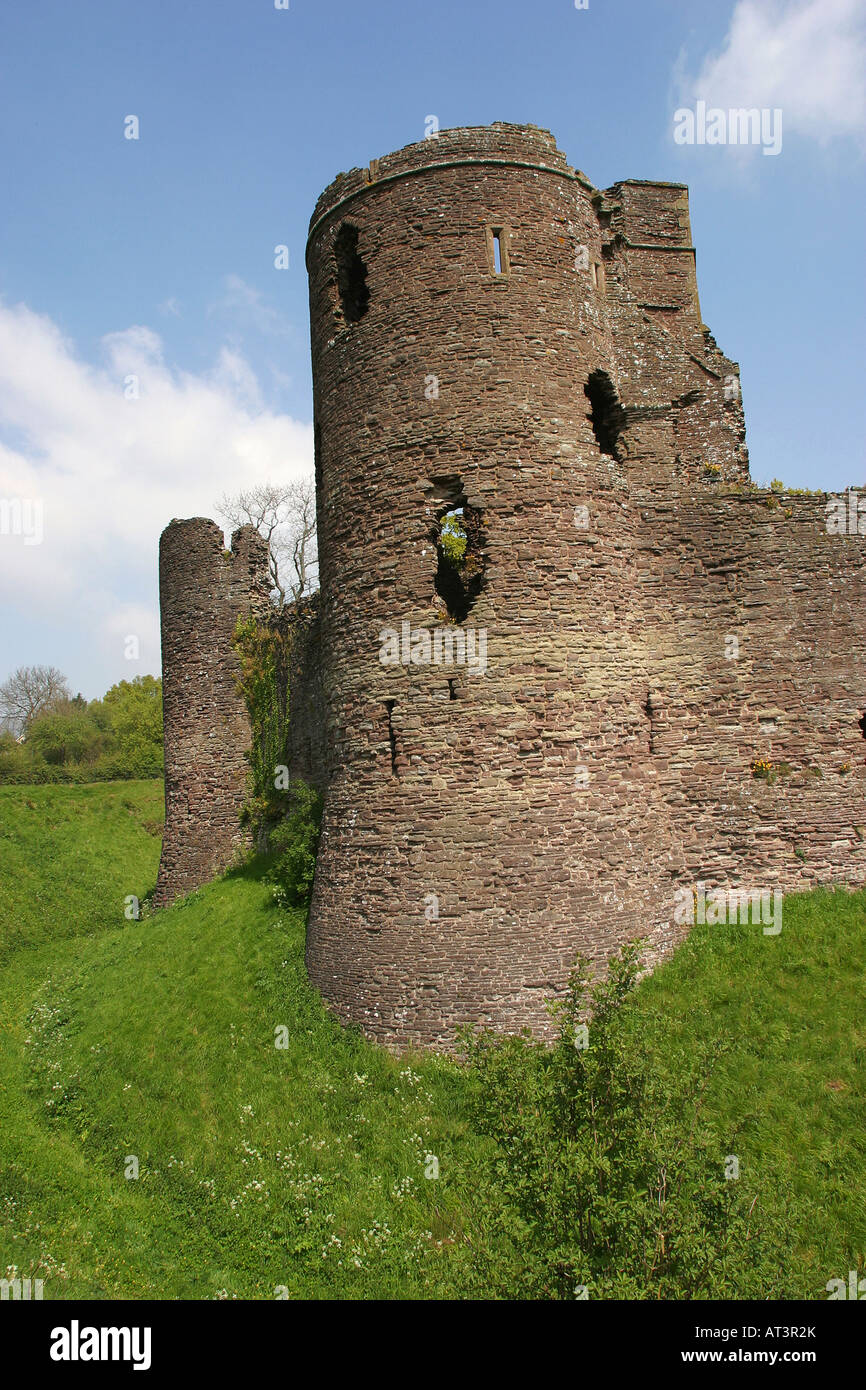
304 124 686 1047
155 519 271 906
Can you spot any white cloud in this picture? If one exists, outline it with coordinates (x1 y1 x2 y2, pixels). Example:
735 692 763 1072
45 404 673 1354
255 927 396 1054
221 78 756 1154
210 347 264 412
0 298 312 691
209 273 291 336
676 0 866 148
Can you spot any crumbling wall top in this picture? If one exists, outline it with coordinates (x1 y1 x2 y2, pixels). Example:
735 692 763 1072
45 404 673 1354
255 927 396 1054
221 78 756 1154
307 122 594 253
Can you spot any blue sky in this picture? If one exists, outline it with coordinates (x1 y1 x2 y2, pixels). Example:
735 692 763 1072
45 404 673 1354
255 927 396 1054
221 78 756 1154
0 0 864 699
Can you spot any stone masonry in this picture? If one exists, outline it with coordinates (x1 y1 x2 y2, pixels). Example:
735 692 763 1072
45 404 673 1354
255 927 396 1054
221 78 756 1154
157 123 865 1048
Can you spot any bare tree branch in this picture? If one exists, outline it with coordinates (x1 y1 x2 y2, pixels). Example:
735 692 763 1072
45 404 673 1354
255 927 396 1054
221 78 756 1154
0 665 70 737
216 477 318 610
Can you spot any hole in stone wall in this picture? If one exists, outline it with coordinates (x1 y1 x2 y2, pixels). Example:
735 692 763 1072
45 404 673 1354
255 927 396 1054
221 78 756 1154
584 369 625 458
384 700 398 777
334 222 369 323
433 495 486 623
643 693 655 754
859 711 866 740
492 231 503 274
447 679 457 701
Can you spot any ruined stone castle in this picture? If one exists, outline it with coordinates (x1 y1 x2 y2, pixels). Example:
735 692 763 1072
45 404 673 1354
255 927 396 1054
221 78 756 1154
155 124 865 1049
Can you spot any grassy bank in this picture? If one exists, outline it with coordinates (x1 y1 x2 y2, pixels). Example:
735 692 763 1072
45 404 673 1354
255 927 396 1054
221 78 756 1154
0 782 863 1298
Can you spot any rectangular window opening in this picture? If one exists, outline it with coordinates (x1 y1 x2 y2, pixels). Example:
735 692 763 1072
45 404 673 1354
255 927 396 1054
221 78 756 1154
487 225 510 277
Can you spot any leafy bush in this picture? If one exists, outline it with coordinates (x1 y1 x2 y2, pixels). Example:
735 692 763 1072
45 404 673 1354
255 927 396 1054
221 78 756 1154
459 943 791 1299
25 700 106 766
0 732 35 781
266 779 322 908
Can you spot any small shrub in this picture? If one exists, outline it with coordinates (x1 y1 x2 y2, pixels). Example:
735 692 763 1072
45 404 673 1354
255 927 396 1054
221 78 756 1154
458 945 790 1299
267 780 322 909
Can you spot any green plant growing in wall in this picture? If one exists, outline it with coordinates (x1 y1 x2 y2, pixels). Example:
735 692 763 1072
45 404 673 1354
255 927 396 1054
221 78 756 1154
232 613 322 905
267 778 323 909
232 614 292 834
751 757 774 780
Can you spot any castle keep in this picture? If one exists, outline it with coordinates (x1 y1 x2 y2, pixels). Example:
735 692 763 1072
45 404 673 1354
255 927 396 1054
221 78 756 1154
156 124 865 1048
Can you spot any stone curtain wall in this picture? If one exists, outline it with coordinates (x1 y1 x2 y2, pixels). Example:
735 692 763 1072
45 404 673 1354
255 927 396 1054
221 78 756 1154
303 122 864 1048
155 519 271 905
636 493 866 934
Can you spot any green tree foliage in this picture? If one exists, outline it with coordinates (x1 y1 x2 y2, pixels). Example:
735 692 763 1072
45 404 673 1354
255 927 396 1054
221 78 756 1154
25 699 107 766
0 674 163 783
0 731 34 781
438 510 468 565
435 507 486 621
102 676 164 777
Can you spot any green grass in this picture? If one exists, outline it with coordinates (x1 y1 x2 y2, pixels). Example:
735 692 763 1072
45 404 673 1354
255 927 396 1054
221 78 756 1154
0 783 478 1299
0 781 864 1298
629 894 866 1290
0 781 164 963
